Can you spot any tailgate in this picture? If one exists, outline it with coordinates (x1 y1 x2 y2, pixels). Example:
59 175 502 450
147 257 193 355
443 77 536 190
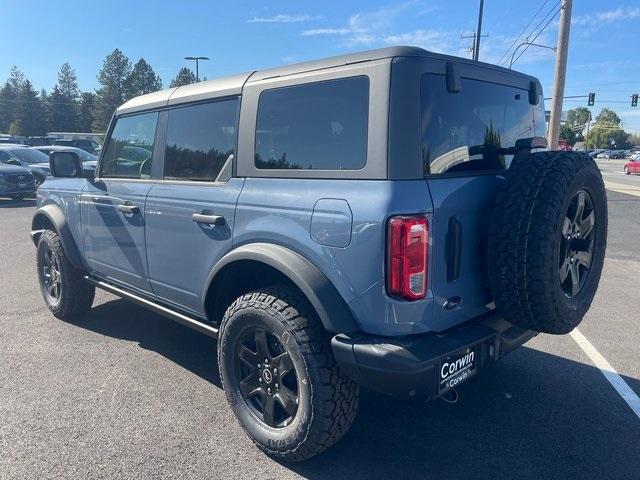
426 175 503 331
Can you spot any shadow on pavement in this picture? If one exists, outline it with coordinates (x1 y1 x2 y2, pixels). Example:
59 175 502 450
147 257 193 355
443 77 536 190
0 198 36 209
72 298 221 387
71 298 640 480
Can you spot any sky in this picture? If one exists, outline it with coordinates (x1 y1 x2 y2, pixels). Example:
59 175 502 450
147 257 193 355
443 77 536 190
1 0 639 133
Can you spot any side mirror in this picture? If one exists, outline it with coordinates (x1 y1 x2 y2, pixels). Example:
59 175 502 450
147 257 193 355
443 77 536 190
83 165 96 180
49 151 83 177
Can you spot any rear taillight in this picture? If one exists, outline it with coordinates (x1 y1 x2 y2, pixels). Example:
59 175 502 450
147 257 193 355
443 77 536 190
387 216 428 300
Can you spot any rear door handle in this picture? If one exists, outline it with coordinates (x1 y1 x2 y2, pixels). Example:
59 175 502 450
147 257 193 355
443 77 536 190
116 204 140 215
91 195 110 204
192 213 225 226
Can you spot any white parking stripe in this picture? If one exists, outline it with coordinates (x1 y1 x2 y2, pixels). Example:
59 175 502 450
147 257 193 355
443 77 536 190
570 328 640 420
604 181 640 197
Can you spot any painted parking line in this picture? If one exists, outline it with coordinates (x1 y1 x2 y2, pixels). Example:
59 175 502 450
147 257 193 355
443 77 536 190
570 328 640 420
603 181 640 197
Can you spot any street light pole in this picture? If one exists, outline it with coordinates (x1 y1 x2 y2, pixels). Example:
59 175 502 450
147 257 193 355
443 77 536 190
509 42 557 69
184 56 210 82
548 0 573 150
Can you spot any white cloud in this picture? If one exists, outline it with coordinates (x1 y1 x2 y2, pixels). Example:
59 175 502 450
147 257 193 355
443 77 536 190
383 29 455 53
573 7 640 27
301 28 351 36
248 14 322 24
299 1 423 46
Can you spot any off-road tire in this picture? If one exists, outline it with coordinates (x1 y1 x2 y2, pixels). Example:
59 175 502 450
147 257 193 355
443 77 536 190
489 151 607 334
36 230 95 319
218 286 359 462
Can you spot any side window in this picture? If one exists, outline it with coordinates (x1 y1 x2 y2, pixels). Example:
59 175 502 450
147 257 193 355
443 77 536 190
100 112 158 179
255 76 369 171
163 98 238 182
0 150 10 162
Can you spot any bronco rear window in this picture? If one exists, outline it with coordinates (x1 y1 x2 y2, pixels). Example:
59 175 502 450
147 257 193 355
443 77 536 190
421 74 545 175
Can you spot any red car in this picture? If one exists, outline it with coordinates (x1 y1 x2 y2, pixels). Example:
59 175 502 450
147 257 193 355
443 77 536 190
624 155 640 174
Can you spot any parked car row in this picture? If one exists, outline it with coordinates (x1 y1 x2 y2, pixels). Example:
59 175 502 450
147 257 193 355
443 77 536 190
1 135 102 154
0 144 98 196
584 148 636 159
0 163 36 200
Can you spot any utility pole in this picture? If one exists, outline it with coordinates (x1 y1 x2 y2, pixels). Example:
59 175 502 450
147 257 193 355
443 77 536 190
473 0 485 60
548 0 573 149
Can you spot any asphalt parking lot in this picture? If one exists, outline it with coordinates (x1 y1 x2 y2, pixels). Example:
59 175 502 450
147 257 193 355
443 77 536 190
1 162 639 479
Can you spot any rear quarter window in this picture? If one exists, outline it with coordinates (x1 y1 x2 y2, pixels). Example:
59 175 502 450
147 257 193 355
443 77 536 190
421 74 543 175
254 76 369 171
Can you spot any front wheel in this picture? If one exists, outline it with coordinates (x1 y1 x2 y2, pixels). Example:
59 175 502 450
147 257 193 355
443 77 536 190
624 166 630 175
218 286 359 462
37 230 95 319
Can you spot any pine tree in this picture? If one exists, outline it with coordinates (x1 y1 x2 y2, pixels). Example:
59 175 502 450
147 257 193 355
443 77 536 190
15 80 47 136
40 89 51 133
57 62 80 99
0 66 25 133
49 63 80 131
169 67 197 88
78 92 95 132
125 58 162 99
92 49 132 132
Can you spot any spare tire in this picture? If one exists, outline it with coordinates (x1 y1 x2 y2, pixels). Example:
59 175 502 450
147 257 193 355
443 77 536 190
488 151 607 334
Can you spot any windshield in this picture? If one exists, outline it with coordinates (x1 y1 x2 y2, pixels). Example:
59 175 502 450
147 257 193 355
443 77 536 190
421 74 546 175
10 148 49 164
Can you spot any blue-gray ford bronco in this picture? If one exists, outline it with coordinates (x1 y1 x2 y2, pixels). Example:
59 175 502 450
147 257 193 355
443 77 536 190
32 47 607 461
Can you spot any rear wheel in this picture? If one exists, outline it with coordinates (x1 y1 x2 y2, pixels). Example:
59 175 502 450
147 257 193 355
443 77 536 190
218 286 359 461
37 230 95 319
489 151 607 334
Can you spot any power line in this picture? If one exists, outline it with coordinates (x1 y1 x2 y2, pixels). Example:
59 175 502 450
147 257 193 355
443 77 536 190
0 98 79 106
511 4 561 66
497 0 553 65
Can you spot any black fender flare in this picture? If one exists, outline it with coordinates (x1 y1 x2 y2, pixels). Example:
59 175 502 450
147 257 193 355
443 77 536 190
204 243 360 334
31 204 84 270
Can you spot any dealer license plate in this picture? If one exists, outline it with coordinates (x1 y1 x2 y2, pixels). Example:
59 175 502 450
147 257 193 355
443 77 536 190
438 346 477 394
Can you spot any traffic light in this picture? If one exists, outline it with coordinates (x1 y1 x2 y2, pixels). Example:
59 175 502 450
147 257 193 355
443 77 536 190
588 92 595 106
632 94 638 107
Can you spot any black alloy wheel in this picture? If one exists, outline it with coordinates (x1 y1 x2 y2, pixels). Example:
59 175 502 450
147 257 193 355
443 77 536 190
559 190 595 298
40 245 62 303
235 326 299 428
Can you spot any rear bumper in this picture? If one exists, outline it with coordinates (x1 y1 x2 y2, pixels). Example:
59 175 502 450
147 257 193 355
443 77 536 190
331 312 537 399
